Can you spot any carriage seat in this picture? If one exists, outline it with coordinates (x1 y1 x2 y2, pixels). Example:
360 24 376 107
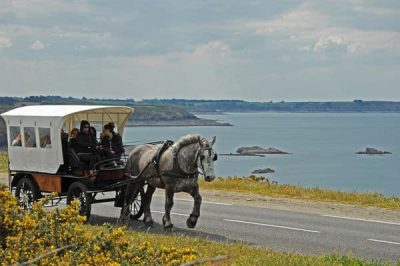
67 147 90 169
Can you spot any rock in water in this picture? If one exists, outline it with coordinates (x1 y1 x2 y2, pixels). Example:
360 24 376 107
356 147 391 155
236 146 289 155
251 168 275 174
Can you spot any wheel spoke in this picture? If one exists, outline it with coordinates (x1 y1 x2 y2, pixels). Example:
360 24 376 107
18 181 35 210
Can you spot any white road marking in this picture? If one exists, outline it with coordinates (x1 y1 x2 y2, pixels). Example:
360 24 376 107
368 239 400 246
321 215 400 226
174 198 232 206
151 210 188 217
224 219 320 233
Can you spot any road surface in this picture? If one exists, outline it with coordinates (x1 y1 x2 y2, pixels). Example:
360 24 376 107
85 195 399 262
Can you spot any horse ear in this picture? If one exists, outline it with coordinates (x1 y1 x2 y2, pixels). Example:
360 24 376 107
211 136 216 146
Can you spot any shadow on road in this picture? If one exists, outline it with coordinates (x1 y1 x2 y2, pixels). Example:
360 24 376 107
89 214 239 244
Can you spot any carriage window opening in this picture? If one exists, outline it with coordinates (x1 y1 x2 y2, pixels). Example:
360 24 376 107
39 128 51 148
10 126 22 147
24 127 37 148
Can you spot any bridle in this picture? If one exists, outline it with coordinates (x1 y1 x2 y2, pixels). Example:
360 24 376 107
195 145 217 177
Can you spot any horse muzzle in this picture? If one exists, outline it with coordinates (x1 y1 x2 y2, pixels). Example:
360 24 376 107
204 175 216 182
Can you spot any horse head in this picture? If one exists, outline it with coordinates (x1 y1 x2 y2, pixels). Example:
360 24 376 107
197 136 217 182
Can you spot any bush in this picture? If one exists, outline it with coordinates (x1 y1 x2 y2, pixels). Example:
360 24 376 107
0 186 196 265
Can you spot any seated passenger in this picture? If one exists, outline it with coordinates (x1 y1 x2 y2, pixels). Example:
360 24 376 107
12 134 22 146
68 128 79 149
100 122 124 159
76 121 98 173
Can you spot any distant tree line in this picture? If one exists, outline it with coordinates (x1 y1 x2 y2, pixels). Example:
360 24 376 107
140 99 400 113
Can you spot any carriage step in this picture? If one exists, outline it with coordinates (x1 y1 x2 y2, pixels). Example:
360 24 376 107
91 197 116 204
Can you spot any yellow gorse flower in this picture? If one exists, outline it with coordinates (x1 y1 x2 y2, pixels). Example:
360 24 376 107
0 186 197 265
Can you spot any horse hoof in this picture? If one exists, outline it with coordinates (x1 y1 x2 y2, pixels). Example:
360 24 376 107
163 227 174 233
143 218 153 227
118 219 129 227
163 224 174 231
186 215 198 229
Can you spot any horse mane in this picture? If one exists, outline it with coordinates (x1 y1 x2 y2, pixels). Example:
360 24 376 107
172 134 202 154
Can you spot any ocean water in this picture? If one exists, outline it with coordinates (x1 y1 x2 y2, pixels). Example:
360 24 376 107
123 113 400 196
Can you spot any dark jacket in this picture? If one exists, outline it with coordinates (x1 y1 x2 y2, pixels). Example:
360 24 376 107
101 133 124 155
68 137 79 151
76 132 96 153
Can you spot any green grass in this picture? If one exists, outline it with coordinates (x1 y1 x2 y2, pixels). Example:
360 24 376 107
199 177 400 211
87 225 396 266
0 152 8 173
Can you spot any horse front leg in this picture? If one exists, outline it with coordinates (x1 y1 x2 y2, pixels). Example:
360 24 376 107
142 185 156 227
186 184 202 229
162 189 174 229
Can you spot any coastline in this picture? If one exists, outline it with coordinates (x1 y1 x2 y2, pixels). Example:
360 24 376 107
127 119 232 127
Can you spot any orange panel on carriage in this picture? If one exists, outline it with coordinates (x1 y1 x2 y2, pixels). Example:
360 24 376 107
33 174 62 193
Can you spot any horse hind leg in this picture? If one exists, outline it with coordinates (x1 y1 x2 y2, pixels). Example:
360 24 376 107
142 185 156 227
119 181 141 225
162 189 174 230
186 185 202 229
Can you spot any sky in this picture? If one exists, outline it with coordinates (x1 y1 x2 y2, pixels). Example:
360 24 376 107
0 0 399 101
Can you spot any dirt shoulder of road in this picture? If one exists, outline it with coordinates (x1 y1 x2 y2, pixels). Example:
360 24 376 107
156 189 400 223
2 172 399 223
0 173 8 185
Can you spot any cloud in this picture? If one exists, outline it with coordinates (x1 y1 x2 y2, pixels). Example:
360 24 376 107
74 44 88 51
0 1 399 100
0 0 92 17
311 28 400 55
246 9 328 35
313 35 345 51
134 40 231 67
29 40 45 50
352 6 400 16
243 7 400 55
0 34 12 48
192 40 230 57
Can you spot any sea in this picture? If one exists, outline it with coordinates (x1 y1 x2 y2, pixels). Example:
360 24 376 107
123 112 400 196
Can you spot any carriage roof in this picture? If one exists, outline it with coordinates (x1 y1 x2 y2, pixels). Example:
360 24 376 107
1 105 134 174
2 105 133 129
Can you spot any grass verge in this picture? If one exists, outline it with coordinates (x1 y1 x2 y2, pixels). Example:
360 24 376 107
0 152 8 173
199 176 400 211
89 225 396 266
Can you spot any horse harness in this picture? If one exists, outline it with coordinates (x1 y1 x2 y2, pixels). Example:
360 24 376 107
151 140 200 179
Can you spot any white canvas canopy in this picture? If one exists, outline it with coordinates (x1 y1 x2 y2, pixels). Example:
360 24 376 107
1 105 134 173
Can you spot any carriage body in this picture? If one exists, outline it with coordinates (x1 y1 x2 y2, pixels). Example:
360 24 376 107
1 105 144 220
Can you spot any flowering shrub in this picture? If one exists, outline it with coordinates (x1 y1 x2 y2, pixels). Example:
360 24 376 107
0 186 196 265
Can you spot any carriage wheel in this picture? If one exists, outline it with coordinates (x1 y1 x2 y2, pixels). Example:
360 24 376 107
67 182 92 221
129 186 144 220
15 177 40 211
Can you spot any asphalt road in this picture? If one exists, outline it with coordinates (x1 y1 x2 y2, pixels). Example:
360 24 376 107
86 194 400 263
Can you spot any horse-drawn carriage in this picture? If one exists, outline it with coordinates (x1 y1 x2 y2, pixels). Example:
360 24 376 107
1 104 218 230
1 105 144 220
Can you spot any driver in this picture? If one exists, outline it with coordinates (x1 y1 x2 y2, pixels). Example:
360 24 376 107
76 120 98 173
